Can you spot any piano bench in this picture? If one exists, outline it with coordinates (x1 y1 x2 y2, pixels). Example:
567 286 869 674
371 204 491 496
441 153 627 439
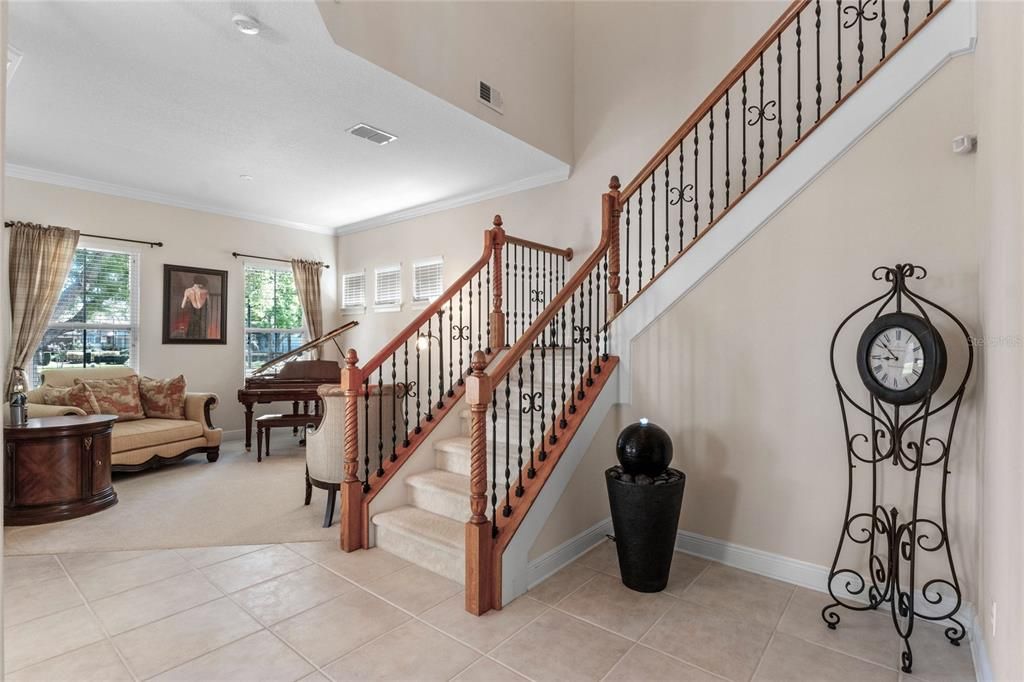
255 413 323 462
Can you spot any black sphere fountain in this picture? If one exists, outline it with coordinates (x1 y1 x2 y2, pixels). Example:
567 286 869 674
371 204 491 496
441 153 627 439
605 419 686 592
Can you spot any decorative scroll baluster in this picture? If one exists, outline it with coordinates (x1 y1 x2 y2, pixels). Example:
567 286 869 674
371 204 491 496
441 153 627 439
527 346 537 479
742 73 748 191
777 35 783 160
678 143 685 251
376 368 384 477
708 103 715 224
758 53 766 175
816 0 823 121
457 290 465 383
796 14 803 140
837 0 844 100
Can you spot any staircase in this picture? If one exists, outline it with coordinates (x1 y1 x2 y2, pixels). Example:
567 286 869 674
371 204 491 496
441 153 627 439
373 350 574 583
336 0 975 616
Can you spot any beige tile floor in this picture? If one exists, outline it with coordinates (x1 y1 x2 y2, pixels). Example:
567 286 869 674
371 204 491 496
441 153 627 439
3 540 976 681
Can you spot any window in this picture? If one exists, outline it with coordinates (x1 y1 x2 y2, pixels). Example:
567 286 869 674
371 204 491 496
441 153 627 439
374 265 402 310
413 258 444 303
31 246 139 386
243 264 306 375
341 271 366 311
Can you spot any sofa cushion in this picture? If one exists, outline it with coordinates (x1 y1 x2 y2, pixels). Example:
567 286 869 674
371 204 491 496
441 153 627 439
139 375 187 419
76 375 146 421
38 383 101 415
111 419 204 453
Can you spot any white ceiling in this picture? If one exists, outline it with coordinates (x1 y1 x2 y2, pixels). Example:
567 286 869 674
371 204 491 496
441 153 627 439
5 1 568 234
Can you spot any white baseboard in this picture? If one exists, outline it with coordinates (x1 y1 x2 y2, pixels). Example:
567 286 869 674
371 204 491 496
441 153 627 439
528 521 988 681
526 518 613 589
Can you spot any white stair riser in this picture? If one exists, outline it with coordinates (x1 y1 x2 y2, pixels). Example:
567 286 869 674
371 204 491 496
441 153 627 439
374 525 465 584
408 482 472 523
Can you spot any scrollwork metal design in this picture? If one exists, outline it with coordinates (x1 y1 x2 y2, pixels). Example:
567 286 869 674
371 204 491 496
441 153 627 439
843 0 880 28
746 100 777 125
572 324 591 345
394 381 417 399
824 263 971 674
669 184 695 205
520 391 544 414
452 325 471 341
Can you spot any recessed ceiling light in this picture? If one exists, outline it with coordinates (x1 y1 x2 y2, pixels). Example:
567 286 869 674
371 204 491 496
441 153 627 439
239 174 253 181
232 14 261 36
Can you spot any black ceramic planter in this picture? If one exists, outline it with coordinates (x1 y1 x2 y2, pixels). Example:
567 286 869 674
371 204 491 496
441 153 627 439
606 420 686 592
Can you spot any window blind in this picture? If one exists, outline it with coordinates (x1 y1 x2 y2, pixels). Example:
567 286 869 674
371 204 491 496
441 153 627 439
32 246 139 385
413 258 444 302
375 266 402 307
341 271 366 309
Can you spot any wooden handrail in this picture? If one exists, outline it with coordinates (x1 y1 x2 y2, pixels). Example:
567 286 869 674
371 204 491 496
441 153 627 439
484 180 618 385
504 235 574 261
360 219 500 375
620 0 810 199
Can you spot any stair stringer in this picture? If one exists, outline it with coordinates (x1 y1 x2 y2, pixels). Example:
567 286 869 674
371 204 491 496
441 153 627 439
500 363 620 605
610 0 976 404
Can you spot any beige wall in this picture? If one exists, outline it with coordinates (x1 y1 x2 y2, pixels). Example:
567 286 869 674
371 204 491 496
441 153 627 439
4 178 340 433
974 4 1024 681
317 1 575 165
336 0 984 613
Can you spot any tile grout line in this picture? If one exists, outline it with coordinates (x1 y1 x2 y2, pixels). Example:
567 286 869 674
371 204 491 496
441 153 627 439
748 586 798 681
53 553 141 682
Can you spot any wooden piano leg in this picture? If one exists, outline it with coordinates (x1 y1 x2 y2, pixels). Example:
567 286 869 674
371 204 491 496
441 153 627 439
292 401 300 435
244 403 254 451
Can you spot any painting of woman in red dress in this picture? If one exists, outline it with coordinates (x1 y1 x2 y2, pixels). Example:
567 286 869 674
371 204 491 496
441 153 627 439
163 265 227 344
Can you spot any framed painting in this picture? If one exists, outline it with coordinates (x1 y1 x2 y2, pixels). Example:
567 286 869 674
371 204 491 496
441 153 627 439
162 264 228 344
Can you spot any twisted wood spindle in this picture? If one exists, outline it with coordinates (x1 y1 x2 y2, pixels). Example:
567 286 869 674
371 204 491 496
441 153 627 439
340 348 364 552
465 350 493 614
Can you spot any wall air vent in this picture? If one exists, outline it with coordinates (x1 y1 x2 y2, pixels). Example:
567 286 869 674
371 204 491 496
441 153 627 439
478 80 503 114
347 123 397 146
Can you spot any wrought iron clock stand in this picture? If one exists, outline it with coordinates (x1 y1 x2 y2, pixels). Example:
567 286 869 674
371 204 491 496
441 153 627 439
823 264 972 674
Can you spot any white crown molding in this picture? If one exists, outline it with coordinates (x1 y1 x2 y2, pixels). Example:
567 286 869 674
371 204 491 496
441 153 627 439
333 164 571 236
5 164 339 236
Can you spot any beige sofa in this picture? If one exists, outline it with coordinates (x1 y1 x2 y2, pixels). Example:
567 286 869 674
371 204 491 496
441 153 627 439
26 367 222 471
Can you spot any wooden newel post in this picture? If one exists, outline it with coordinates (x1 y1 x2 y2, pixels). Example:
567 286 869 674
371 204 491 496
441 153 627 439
605 175 623 316
489 215 506 350
340 348 365 552
464 351 494 615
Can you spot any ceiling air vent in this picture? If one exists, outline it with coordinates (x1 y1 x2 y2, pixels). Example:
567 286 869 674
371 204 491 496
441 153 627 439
347 123 397 146
479 80 503 114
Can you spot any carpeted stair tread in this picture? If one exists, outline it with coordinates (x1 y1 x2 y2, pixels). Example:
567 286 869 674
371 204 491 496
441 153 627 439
372 506 464 551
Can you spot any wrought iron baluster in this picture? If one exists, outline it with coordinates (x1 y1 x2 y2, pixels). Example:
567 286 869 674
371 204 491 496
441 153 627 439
837 0 844 101
485 260 492 355
880 0 887 60
569 289 578 414
527 346 537 479
468 273 475 360
602 253 610 362
447 303 455 397
678 142 685 252
458 289 465 383
516 356 525 496
402 340 411 446
758 52 766 175
742 72 748 192
903 0 909 39
663 159 670 267
362 377 370 492
425 317 434 422
624 199 631 302
816 0 823 121
476 271 482 359
490 387 498 536
777 34 783 160
796 14 803 139
725 89 731 207
390 353 397 462
560 288 568 429
857 0 865 81
377 367 384 476
586 272 594 387
504 244 510 345
539 333 548 460
649 173 656 286
436 309 445 409
512 244 518 341
693 124 700 239
415 330 422 433
594 253 603 376
708 104 715 225
503 374 512 516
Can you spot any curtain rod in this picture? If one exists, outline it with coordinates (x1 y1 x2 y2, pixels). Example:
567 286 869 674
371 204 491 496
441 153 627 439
231 252 330 269
4 221 163 248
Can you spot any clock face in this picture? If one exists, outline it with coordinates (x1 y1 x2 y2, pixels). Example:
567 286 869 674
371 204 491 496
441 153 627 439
867 326 925 391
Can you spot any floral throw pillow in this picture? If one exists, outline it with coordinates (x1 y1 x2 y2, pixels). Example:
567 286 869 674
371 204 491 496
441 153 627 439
75 375 146 421
139 375 187 420
39 383 101 415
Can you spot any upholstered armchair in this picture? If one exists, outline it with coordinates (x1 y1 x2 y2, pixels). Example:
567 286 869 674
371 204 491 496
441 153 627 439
304 384 344 527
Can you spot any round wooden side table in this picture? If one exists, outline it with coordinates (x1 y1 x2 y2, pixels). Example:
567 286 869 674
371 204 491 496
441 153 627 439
4 415 119 525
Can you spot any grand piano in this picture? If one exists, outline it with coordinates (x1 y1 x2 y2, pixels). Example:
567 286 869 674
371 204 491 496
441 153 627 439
237 321 358 451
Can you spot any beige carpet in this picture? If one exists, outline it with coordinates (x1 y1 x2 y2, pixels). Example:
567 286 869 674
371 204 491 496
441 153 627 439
4 438 337 555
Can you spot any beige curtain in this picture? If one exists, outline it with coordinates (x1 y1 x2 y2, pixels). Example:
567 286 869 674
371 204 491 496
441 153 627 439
291 258 325 360
6 222 80 396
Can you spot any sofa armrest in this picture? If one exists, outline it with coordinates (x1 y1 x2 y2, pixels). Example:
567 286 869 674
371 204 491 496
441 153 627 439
185 393 221 440
25 402 87 418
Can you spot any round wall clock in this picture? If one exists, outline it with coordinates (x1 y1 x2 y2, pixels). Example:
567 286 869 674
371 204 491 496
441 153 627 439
855 312 946 405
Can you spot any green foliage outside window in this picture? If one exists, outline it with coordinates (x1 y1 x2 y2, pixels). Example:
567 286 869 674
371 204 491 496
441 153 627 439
244 266 304 330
